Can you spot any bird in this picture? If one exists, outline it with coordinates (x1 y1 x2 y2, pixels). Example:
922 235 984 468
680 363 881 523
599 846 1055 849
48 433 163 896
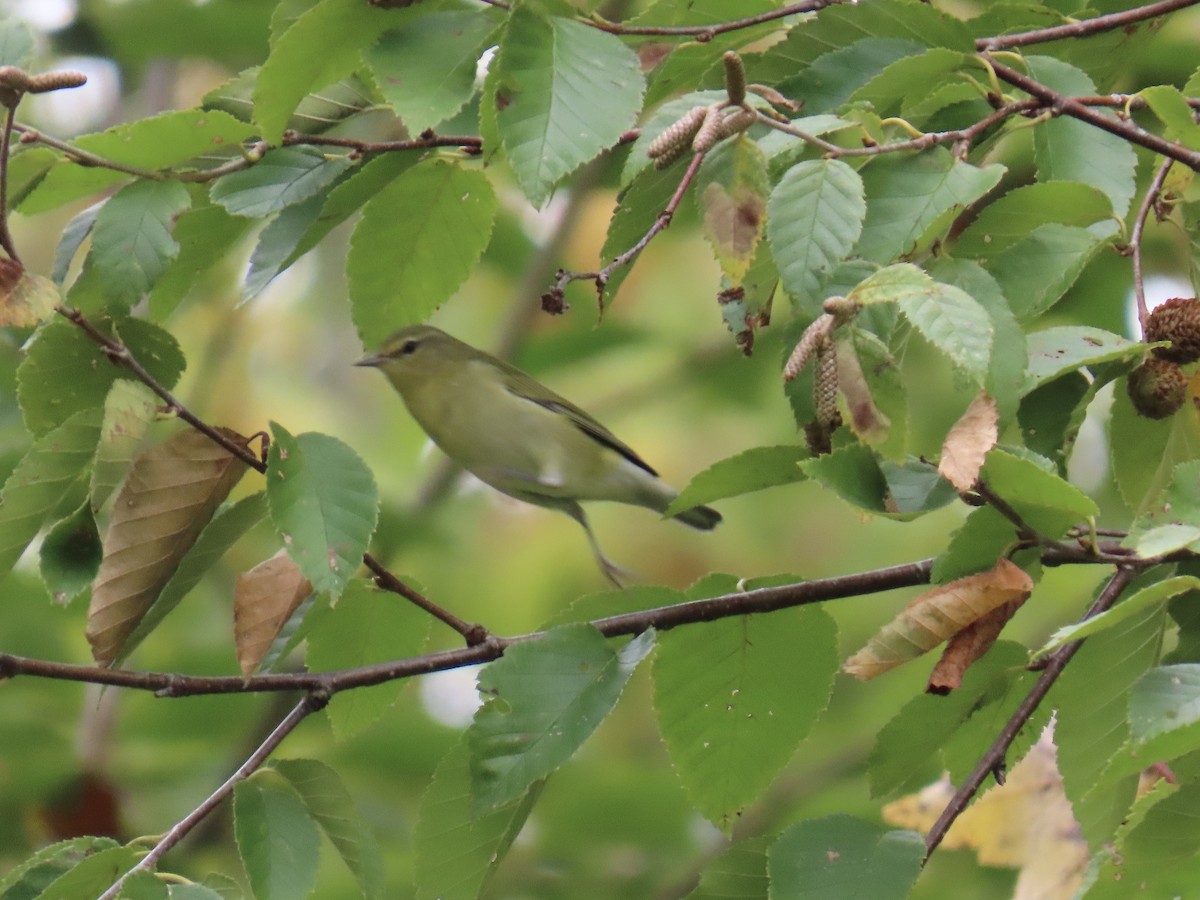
356 325 721 585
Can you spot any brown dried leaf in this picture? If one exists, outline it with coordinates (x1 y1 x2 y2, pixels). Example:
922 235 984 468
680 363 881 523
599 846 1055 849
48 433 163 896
927 597 1024 694
0 257 59 327
835 333 889 444
938 392 999 492
86 426 250 665
235 549 313 678
843 558 1032 681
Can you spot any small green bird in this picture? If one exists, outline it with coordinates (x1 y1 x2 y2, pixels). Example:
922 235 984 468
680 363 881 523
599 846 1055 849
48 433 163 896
356 325 721 584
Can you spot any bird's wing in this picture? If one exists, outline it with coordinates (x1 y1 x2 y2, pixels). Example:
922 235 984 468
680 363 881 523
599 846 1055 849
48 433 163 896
499 365 659 478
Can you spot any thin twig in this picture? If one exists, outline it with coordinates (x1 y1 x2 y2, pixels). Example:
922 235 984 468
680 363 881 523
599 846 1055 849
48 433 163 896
974 480 1049 545
363 552 492 645
0 105 19 262
96 693 327 900
923 565 1138 859
587 0 843 39
986 58 1200 171
977 0 1200 51
1130 157 1176 327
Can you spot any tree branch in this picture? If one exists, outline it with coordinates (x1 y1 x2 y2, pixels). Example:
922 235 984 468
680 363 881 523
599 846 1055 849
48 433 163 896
1130 157 1176 327
922 565 1139 859
96 693 327 900
977 0 1200 51
587 0 845 39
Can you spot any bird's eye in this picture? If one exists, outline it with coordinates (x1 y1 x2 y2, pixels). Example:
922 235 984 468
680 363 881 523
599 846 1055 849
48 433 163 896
400 339 419 355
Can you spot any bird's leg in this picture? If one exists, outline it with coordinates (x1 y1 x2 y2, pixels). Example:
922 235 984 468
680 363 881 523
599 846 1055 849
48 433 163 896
563 502 634 588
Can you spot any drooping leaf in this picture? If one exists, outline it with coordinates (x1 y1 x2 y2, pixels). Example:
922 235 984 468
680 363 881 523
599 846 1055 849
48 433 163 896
0 408 103 584
271 758 386 899
86 427 250 665
843 558 1032 680
696 136 770 285
491 8 644 205
235 550 314 678
265 424 378 599
233 771 321 900
414 737 541 900
654 607 838 830
468 625 654 811
767 815 923 900
85 179 193 311
347 159 497 345
767 158 866 314
367 10 501 133
938 393 999 492
210 147 354 218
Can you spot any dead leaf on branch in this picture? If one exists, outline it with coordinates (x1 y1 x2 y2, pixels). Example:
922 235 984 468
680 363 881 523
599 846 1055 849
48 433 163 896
0 257 59 327
86 426 250 665
235 549 313 678
927 597 1025 694
843 558 1032 681
938 392 999 493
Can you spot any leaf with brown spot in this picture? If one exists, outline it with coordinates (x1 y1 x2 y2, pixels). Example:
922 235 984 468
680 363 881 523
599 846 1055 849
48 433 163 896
235 549 313 678
86 426 250 665
938 392 999 492
695 134 769 285
843 558 1032 681
0 257 59 326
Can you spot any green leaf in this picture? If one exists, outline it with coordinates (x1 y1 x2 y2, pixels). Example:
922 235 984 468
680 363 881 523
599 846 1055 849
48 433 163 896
767 815 923 900
347 159 497 345
17 316 184 438
988 222 1118 322
0 836 120 897
271 758 386 899
849 48 967 118
233 771 321 900
869 642 1028 797
953 181 1113 259
367 10 500 133
1125 460 1200 556
1052 582 1166 845
116 493 270 665
849 264 993 381
1110 382 1200 513
266 424 379 599
468 624 654 811
767 158 866 313
492 8 644 205
800 443 889 515
1027 57 1137 217
39 502 102 605
1022 326 1148 394
778 38 924 116
253 0 395 143
414 737 541 900
210 147 354 218
88 179 192 311
0 408 102 585
654 607 838 829
856 149 1004 263
1130 664 1200 759
982 448 1097 519
686 837 769 900
666 445 810 517
1142 85 1200 149
696 136 770 285
245 153 415 303
1097 781 1200 893
52 201 103 285
28 844 140 900
601 161 680 305
306 579 429 739
19 109 257 215
149 199 254 319
1038 577 1200 657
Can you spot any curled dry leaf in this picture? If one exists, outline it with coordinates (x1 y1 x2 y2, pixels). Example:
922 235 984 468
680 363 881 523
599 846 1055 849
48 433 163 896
835 333 889 444
883 725 1086 899
927 597 1024 694
86 426 250 665
843 557 1032 681
0 257 59 327
235 549 313 678
938 392 999 493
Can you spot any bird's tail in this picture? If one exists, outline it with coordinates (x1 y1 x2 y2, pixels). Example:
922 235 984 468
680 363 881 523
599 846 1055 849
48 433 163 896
671 504 722 531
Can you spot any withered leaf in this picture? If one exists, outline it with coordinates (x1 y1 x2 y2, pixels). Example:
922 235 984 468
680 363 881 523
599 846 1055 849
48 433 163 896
938 392 999 493
235 550 313 678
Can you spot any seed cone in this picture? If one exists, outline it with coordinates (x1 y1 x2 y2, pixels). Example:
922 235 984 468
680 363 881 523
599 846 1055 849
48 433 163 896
1146 297 1200 363
1127 357 1187 419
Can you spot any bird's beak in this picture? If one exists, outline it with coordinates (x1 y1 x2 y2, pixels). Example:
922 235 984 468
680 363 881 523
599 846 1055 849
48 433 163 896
354 352 384 368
